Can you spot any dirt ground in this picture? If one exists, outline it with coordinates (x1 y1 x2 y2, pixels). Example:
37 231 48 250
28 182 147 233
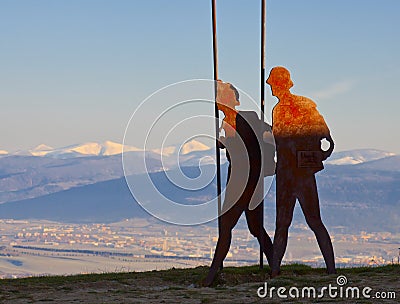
0 265 398 303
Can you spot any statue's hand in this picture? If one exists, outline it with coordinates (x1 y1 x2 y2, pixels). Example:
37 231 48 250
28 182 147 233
218 136 226 149
321 135 334 161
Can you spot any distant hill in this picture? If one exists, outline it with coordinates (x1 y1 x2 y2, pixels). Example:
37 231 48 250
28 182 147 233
0 145 394 205
0 141 220 203
0 159 399 232
0 176 147 223
325 149 396 165
0 146 398 230
354 155 400 172
0 154 132 204
0 166 226 223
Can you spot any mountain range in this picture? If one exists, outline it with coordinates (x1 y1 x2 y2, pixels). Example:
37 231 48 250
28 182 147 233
0 140 211 159
0 140 221 204
0 142 398 232
325 149 396 165
1 141 395 167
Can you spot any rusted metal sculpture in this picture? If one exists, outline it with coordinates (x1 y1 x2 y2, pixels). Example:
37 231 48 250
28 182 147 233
267 66 336 277
203 81 275 286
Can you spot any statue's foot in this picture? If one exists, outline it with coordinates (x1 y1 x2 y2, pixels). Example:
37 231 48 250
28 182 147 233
270 269 281 278
201 276 213 287
327 269 337 275
201 271 217 287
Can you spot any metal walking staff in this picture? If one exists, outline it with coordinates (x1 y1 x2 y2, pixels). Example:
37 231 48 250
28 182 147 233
211 0 223 269
259 0 266 270
211 0 267 270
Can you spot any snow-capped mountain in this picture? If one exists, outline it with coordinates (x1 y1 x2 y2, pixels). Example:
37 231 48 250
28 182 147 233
12 141 141 158
180 140 211 155
325 149 396 165
30 144 54 156
0 145 398 228
102 141 141 156
6 140 397 168
9 140 211 159
53 141 141 157
148 140 211 156
1 154 399 232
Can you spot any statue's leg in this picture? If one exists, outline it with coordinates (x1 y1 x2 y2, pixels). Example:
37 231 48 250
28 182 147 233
203 204 244 286
271 174 296 277
245 204 273 266
298 174 336 274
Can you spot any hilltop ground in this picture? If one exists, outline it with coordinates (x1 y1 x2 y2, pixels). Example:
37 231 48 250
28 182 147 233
0 264 398 303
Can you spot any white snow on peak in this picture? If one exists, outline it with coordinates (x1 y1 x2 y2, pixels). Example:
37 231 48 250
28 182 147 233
326 149 396 165
101 141 141 156
181 139 210 155
53 141 141 157
152 146 177 157
327 156 362 165
23 141 143 158
32 144 54 151
30 144 54 156
69 142 102 155
151 140 210 157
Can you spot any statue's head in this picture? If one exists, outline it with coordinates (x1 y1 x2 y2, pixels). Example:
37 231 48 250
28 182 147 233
266 66 293 96
216 80 240 113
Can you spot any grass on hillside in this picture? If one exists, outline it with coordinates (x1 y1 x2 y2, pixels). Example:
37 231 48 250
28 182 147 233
1 264 399 304
1 263 398 288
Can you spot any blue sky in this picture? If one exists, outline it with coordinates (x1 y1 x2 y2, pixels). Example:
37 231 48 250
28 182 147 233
1 0 399 153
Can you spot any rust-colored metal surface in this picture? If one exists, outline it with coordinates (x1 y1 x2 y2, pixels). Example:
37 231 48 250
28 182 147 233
267 66 336 277
204 81 274 286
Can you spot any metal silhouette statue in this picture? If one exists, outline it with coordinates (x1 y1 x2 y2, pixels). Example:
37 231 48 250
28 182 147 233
267 66 336 277
203 81 275 286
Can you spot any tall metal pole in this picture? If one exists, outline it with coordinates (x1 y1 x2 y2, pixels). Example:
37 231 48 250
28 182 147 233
398 247 400 264
259 0 266 270
211 0 223 269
